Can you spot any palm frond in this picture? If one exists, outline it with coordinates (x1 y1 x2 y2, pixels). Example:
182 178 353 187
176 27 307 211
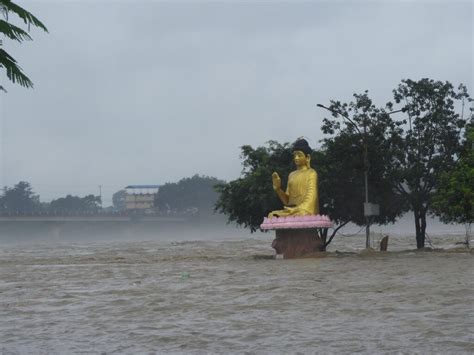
0 19 32 41
0 48 33 88
0 0 48 32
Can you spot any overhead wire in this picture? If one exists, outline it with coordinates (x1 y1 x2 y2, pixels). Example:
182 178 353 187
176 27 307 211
334 225 366 237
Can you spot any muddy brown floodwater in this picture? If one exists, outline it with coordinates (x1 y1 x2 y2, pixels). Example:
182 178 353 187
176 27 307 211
0 233 473 354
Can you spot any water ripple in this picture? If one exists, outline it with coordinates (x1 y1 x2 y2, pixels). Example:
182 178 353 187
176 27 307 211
0 236 473 353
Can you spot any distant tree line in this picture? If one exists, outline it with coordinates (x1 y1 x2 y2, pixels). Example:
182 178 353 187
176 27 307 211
216 78 473 249
112 175 225 216
0 181 40 213
0 181 101 214
1 175 225 217
154 175 225 216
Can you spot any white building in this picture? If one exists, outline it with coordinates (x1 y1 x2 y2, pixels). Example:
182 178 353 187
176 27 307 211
124 185 160 210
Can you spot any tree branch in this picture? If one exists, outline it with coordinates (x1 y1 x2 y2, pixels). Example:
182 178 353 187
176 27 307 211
324 220 350 248
0 0 48 32
0 19 32 41
0 48 33 88
395 182 408 196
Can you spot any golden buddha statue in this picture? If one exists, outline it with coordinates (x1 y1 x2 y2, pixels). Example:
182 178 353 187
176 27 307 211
269 138 319 218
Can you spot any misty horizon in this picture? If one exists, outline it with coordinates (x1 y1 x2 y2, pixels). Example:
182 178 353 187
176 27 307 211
0 1 472 206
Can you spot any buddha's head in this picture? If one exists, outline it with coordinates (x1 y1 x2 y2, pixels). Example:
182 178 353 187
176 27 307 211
292 138 312 169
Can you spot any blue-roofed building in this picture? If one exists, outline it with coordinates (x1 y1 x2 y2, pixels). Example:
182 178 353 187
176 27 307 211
125 185 160 210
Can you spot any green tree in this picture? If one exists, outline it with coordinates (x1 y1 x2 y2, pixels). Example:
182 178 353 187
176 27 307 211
0 0 47 91
215 141 293 232
112 189 127 211
215 134 405 250
156 174 225 216
0 181 39 213
319 91 407 229
390 79 470 248
431 124 474 246
49 195 101 214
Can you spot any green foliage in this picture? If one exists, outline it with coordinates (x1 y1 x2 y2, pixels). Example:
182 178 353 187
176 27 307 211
431 125 474 226
0 181 40 213
320 91 407 226
0 48 32 88
0 19 32 41
215 128 405 236
391 79 469 195
112 189 127 211
320 80 470 248
389 79 470 248
156 174 225 216
215 141 293 232
0 0 47 91
49 194 102 214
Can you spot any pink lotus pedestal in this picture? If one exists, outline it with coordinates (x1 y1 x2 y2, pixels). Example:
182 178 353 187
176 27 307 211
260 215 334 259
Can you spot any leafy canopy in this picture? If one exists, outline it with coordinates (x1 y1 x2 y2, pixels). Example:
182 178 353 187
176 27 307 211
0 0 47 91
319 91 407 226
112 189 127 211
431 124 474 226
0 181 40 213
215 106 406 235
156 174 225 216
387 79 471 248
50 195 102 213
215 141 293 232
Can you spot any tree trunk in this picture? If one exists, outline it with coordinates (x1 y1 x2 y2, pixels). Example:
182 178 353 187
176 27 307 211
465 223 471 247
318 228 328 251
380 235 389 251
414 208 426 249
421 211 427 247
323 221 349 250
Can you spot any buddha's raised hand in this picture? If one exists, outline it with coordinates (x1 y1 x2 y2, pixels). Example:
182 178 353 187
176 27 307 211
272 172 281 191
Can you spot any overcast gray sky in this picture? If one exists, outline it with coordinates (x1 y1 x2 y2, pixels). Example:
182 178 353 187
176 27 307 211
0 0 472 205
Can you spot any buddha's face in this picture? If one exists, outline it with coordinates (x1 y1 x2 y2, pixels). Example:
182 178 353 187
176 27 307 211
293 150 309 168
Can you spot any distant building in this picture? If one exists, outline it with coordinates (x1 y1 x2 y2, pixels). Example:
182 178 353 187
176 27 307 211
124 185 160 211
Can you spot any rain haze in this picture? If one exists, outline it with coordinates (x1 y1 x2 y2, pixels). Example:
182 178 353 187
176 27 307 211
0 0 472 205
1 2 474 353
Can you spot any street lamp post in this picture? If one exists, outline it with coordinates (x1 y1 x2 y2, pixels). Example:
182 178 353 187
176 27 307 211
317 104 403 247
362 123 370 248
317 104 373 248
98 185 102 207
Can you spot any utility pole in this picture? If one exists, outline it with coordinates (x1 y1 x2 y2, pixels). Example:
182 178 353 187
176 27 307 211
98 185 102 207
317 104 379 249
363 121 370 248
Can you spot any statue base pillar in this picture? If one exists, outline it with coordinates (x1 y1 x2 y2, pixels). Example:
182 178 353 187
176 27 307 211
272 228 323 259
261 215 333 259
